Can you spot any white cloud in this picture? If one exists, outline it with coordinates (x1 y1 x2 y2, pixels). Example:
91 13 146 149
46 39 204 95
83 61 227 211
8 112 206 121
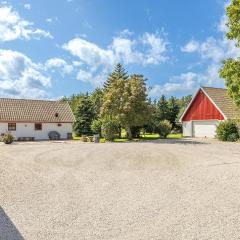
111 37 142 64
0 4 52 41
77 69 108 87
46 17 58 24
218 15 228 33
72 61 83 67
149 72 199 97
45 58 73 75
76 69 93 82
218 0 231 33
63 38 115 69
118 29 134 37
63 32 169 86
181 40 200 53
182 37 240 63
46 18 53 23
24 3 31 10
0 49 51 98
141 32 168 64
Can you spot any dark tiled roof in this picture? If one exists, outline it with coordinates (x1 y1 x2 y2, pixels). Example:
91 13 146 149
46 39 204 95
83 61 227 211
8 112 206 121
0 98 75 122
202 87 240 119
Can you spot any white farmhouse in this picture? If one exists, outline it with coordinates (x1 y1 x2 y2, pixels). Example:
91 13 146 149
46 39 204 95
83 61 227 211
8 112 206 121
0 98 75 140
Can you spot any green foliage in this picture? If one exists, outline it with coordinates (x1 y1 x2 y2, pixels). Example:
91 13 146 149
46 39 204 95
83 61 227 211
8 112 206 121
62 63 193 139
90 88 104 118
130 126 141 138
216 120 239 142
226 0 240 46
2 133 14 144
101 118 120 141
101 73 151 139
156 95 170 121
145 95 186 133
219 0 240 107
168 96 180 128
220 58 240 106
91 119 102 135
73 94 94 136
155 120 172 138
104 63 128 91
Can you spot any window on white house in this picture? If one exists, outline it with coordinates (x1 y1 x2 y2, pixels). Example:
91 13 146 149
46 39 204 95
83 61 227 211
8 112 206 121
8 123 16 131
35 123 42 131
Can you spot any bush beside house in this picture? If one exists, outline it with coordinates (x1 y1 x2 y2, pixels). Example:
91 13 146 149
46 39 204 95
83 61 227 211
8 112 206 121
1 133 14 144
216 120 240 142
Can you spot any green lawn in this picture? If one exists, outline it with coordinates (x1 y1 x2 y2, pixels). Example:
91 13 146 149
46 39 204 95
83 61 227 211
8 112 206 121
167 133 182 139
73 133 182 142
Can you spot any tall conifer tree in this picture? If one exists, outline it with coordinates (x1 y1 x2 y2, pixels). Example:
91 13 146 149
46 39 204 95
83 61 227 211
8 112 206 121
103 63 128 91
73 94 94 136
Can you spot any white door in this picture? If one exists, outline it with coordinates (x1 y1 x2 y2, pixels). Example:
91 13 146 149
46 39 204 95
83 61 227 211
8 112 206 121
193 121 218 138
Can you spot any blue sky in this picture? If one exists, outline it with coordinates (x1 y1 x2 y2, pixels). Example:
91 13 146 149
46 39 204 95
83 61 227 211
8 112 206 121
0 0 237 99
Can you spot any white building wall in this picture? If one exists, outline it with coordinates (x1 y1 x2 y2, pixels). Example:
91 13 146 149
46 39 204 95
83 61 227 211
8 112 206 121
0 122 73 140
182 121 193 137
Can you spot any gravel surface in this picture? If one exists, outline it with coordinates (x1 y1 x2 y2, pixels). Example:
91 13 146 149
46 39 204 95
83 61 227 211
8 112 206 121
1 139 240 239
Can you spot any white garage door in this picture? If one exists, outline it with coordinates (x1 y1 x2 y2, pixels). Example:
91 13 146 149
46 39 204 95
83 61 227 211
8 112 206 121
193 121 218 138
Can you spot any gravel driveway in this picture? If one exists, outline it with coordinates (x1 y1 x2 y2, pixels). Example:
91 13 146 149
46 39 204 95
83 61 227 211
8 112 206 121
1 139 240 240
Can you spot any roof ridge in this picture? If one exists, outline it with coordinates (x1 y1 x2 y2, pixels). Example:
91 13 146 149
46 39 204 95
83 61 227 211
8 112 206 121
0 97 65 103
201 86 227 90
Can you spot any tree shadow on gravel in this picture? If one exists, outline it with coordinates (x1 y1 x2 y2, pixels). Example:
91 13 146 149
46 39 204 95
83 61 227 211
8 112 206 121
145 138 210 145
0 207 24 240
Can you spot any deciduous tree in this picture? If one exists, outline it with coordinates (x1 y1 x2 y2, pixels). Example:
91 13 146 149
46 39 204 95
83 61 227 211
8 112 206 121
101 74 151 139
219 0 240 106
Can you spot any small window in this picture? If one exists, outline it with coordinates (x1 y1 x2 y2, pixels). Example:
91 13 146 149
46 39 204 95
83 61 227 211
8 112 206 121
8 123 16 131
57 123 62 127
35 123 42 131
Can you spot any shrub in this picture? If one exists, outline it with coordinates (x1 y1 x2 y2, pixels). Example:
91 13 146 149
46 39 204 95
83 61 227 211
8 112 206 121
101 118 119 141
130 126 141 138
216 120 239 142
155 120 172 138
2 133 14 144
91 119 102 136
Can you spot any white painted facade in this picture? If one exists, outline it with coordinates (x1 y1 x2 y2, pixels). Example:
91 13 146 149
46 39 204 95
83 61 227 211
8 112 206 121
0 122 73 140
182 121 193 137
182 120 220 138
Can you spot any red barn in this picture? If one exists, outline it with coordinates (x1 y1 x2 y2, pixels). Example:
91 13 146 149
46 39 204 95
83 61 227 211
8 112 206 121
180 87 240 138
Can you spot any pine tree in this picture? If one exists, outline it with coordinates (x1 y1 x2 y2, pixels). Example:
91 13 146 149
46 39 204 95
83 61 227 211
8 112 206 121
155 95 170 121
103 63 128 91
168 96 180 128
73 94 94 136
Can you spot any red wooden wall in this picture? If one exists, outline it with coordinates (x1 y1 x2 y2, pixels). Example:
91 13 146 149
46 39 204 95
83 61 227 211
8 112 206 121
182 89 224 121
